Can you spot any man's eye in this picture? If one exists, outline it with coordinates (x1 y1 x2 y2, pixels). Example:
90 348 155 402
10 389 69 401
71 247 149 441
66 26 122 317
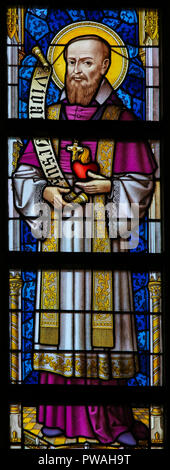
85 61 93 66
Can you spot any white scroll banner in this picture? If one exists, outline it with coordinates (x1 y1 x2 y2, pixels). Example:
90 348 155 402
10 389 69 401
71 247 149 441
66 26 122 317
28 47 88 203
29 49 68 187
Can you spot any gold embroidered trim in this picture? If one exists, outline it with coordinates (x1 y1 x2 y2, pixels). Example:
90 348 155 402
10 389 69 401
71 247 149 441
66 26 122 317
46 104 61 120
40 270 59 345
33 352 139 379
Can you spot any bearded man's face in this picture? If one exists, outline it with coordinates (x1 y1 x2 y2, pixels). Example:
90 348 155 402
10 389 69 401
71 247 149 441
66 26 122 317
65 39 109 106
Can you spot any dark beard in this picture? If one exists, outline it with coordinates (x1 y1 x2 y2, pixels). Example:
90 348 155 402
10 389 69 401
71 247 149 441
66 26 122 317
66 74 102 106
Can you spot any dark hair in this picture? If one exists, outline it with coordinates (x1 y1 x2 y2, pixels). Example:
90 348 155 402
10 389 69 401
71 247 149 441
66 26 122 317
64 34 111 63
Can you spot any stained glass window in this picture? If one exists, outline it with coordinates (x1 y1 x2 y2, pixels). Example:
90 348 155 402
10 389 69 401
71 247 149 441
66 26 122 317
3 3 168 463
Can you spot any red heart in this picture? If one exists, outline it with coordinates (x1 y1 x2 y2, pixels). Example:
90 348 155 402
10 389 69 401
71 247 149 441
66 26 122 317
72 161 99 180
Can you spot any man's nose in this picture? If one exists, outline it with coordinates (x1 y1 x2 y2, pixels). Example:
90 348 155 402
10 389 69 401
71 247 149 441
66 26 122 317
74 61 81 73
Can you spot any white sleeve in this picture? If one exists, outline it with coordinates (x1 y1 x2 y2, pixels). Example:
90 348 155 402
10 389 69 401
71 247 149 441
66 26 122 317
12 164 50 237
106 173 154 244
107 172 154 218
12 164 48 216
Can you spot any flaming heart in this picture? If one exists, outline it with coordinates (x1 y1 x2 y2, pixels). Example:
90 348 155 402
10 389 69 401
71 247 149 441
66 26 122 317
72 161 100 180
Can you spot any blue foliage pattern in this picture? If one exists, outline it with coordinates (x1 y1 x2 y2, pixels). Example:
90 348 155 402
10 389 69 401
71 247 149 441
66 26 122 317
21 269 38 383
21 220 37 252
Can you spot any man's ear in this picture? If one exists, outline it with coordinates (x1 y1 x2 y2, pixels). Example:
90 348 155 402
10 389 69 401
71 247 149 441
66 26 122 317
101 58 110 75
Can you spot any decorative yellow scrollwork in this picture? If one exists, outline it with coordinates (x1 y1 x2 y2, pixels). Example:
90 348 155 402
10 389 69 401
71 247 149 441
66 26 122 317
12 141 23 171
7 8 20 43
9 273 23 306
40 271 59 345
9 273 23 382
148 275 161 302
145 10 159 41
148 276 161 386
138 9 159 66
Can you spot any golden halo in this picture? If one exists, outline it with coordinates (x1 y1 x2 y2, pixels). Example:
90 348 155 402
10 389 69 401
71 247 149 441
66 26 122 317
47 21 129 90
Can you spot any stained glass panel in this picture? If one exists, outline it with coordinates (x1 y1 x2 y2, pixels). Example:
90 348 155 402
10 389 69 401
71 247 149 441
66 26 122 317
8 136 161 253
9 269 162 387
7 7 159 121
4 3 167 460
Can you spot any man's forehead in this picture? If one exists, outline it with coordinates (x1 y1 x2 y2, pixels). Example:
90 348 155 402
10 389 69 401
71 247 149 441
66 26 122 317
67 38 104 57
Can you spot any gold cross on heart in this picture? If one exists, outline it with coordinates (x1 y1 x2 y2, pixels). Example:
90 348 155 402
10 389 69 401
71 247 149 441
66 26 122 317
67 140 84 161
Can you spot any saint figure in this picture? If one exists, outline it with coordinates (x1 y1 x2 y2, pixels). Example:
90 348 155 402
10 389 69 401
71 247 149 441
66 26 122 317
13 33 157 446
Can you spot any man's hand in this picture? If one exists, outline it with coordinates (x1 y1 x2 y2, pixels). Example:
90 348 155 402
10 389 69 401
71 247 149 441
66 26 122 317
43 186 70 209
75 171 111 194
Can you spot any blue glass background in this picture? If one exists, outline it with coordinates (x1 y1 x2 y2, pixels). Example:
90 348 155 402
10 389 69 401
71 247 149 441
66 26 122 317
21 270 39 383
